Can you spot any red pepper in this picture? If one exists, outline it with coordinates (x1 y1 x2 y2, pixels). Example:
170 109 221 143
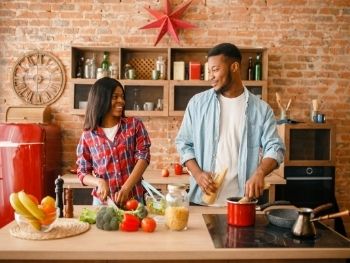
119 213 140 232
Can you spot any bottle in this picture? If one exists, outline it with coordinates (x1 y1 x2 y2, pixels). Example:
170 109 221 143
90 53 97 79
254 54 262 80
84 59 90 79
247 56 254 80
76 57 84 78
156 56 166 80
101 51 110 72
165 184 189 231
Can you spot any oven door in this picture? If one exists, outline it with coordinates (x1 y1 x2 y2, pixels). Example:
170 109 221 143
276 166 335 208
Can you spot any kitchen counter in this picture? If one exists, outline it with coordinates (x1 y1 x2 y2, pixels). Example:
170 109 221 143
0 206 349 263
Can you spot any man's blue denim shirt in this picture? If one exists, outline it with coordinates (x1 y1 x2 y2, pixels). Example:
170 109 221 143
175 87 285 205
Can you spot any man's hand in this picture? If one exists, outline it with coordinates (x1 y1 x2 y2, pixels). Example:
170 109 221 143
194 170 217 195
245 167 266 199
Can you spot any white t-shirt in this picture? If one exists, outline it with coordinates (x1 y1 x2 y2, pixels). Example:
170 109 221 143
213 92 246 206
102 124 119 141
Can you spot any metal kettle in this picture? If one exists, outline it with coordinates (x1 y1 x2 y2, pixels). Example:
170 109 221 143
291 208 316 238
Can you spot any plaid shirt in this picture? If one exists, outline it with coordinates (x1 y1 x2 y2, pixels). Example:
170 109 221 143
76 117 151 202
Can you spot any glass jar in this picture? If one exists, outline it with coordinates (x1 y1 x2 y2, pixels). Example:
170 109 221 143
109 62 118 79
156 56 166 80
165 184 189 231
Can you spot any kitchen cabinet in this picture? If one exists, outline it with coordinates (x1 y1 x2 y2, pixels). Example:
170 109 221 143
70 46 268 117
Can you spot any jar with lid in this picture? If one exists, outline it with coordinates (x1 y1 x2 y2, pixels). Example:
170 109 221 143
165 184 189 231
109 62 118 79
156 56 166 80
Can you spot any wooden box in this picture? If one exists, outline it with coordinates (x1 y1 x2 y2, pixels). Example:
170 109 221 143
5 106 52 123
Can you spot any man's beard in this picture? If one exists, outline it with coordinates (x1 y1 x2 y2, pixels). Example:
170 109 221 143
214 73 234 94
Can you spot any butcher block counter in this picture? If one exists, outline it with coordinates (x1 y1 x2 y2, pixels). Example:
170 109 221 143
0 206 349 263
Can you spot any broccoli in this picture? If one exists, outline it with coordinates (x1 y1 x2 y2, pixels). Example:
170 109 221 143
79 208 97 224
95 202 147 231
96 206 122 231
131 203 148 219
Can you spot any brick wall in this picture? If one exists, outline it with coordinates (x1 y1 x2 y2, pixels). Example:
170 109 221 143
0 0 349 233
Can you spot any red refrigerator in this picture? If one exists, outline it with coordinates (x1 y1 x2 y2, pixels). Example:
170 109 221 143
0 123 61 228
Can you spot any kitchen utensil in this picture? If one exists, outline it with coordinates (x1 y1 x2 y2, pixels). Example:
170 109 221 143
227 197 258 227
310 209 350 222
264 202 333 229
285 98 292 111
106 196 118 209
237 183 271 204
292 208 316 238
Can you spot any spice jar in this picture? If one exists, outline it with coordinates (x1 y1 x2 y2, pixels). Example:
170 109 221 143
165 184 189 231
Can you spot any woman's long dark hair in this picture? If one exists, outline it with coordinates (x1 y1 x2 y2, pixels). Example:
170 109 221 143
84 77 126 130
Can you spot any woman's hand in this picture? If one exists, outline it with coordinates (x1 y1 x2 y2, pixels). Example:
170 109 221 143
96 178 110 201
114 185 132 206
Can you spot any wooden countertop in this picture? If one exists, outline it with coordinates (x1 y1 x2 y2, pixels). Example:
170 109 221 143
0 206 349 262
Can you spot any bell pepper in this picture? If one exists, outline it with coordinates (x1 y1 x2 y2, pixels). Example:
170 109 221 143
119 213 140 232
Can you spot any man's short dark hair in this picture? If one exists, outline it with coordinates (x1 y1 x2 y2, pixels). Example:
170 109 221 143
208 43 242 63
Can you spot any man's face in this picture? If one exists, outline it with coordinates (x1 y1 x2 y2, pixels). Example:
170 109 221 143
208 54 234 93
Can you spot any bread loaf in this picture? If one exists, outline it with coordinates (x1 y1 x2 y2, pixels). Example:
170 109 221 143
202 168 228 205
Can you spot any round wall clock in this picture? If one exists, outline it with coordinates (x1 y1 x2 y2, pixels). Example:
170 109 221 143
12 50 66 105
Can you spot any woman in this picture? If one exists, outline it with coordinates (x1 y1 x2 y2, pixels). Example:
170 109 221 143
76 77 151 206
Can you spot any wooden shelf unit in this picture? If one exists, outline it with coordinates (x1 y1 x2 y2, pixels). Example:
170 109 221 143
70 46 268 117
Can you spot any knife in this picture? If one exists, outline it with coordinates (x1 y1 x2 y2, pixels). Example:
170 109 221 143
106 196 118 209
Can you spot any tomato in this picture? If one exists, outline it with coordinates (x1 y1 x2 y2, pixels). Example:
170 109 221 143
161 168 169 177
141 217 157 233
174 163 183 175
125 199 139 211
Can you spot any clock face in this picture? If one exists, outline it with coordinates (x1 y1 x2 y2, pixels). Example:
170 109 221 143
12 51 66 105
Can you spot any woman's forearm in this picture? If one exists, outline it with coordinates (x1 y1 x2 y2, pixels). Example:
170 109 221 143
123 159 148 190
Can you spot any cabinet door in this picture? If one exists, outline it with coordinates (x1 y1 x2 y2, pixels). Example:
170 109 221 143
122 80 168 117
70 80 93 115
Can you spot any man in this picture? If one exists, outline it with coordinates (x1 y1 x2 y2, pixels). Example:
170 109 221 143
175 43 285 206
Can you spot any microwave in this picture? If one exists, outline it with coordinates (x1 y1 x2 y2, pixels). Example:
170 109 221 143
277 123 335 166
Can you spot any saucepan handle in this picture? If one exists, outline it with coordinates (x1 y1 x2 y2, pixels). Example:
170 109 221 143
257 200 291 211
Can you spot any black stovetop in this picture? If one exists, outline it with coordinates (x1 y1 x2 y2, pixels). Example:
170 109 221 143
203 214 350 248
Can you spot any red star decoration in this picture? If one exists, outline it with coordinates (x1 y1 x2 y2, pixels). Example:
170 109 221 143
139 0 196 46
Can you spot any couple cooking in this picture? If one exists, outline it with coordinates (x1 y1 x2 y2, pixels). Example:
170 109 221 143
76 42 285 207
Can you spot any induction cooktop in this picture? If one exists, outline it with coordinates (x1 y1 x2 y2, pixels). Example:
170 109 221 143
203 214 350 248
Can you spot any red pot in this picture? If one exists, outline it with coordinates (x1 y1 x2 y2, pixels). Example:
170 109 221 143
227 197 258 227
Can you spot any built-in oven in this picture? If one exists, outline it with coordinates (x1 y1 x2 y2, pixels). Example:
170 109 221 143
276 166 334 208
